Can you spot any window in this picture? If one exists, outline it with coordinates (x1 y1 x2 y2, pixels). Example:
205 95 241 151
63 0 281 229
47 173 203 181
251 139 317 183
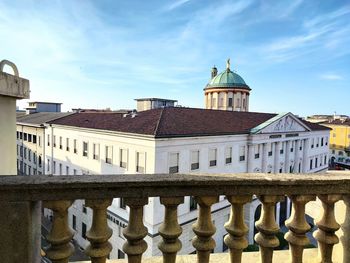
16 131 19 139
310 159 313 170
66 138 70 151
59 163 62 174
321 137 324 146
53 161 56 174
239 146 245 161
74 139 77 154
290 142 294 152
325 137 328 146
299 141 303 151
82 223 87 239
268 143 273 156
24 133 27 141
120 198 126 209
72 215 76 230
105 146 113 164
93 143 99 160
24 148 27 159
28 134 32 142
19 132 23 139
169 153 179 173
33 135 37 144
47 134 50 146
20 146 23 157
228 98 233 107
28 166 31 175
316 138 319 147
209 148 217 167
191 150 200 170
58 136 62 149
118 250 125 259
47 159 50 172
190 196 197 211
28 149 31 161
83 142 88 157
225 147 232 164
66 166 69 175
315 157 318 167
254 145 260 159
279 168 283 173
311 138 314 148
38 155 42 167
136 152 145 173
280 143 284 154
119 149 128 168
324 155 327 164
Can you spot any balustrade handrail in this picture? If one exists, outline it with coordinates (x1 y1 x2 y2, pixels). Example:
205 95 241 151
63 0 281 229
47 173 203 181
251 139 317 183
0 172 350 201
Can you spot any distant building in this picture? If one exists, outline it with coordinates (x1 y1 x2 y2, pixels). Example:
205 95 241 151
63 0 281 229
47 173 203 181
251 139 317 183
320 118 350 166
16 112 72 175
204 59 251 112
135 98 177 112
26 101 62 114
306 114 349 123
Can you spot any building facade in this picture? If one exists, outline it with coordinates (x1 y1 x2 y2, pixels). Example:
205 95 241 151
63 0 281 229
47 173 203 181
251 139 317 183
135 98 178 112
44 108 329 259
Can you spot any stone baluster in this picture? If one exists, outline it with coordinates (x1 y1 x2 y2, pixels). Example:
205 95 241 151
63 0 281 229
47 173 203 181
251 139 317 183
334 195 350 263
43 200 74 263
255 195 284 263
158 197 184 263
192 196 219 263
224 195 252 263
123 197 148 263
85 199 113 263
285 195 316 263
313 195 341 263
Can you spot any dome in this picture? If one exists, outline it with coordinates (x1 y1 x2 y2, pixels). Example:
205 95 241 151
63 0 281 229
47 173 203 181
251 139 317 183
205 59 250 90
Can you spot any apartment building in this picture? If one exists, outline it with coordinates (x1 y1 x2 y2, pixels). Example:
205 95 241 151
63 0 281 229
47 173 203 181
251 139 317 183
44 107 330 259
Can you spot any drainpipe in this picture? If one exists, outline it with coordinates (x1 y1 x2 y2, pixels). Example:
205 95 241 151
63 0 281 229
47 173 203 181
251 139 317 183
0 60 41 262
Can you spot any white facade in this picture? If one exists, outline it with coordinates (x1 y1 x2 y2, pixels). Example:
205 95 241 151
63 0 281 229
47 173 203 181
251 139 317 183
40 112 330 259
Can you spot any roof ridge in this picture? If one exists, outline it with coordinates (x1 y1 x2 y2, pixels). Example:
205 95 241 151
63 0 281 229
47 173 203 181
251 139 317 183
153 108 165 136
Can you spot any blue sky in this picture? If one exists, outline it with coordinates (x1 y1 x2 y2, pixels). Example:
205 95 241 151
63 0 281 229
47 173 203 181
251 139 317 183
0 0 349 116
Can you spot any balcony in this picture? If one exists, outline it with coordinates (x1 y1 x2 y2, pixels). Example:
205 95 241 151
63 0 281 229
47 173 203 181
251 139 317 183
0 172 350 263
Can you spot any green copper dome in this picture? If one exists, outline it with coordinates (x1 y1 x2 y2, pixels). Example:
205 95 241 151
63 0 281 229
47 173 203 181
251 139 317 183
205 59 250 90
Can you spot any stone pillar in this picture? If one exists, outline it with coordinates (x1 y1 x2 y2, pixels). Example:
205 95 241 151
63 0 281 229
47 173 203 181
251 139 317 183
334 195 350 263
302 139 310 173
246 94 249 112
0 60 40 263
261 143 268 173
247 144 255 173
274 142 281 173
285 141 290 173
293 140 299 173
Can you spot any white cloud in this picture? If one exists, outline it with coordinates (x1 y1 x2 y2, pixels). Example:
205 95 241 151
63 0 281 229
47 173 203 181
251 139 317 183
164 0 191 11
320 73 343 80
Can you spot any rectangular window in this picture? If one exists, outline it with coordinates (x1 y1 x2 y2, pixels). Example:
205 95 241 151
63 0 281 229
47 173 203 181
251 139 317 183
239 146 245 161
38 155 42 167
47 134 50 146
189 196 197 211
321 137 324 146
82 223 87 239
28 134 32 142
53 135 56 147
72 215 76 230
93 143 100 160
209 148 217 167
268 143 273 156
225 147 232 164
66 138 69 151
310 159 313 170
316 138 319 147
105 146 113 164
47 159 50 172
19 132 23 139
74 139 77 154
33 135 37 144
118 226 125 240
311 138 314 148
169 153 179 173
59 136 62 149
254 145 260 159
24 133 27 141
228 98 233 107
191 150 200 170
66 166 69 175
315 157 318 167
120 198 126 209
324 155 327 164
119 149 128 168
83 142 88 157
136 152 145 173
280 143 284 154
53 161 56 174
16 131 19 139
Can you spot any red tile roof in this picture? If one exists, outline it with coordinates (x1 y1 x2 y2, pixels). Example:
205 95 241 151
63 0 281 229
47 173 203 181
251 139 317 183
48 107 329 138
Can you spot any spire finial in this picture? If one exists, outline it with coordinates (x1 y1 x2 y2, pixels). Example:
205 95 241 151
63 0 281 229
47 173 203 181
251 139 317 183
226 58 230 71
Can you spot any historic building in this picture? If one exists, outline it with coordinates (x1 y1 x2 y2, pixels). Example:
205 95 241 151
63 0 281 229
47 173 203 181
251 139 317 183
204 59 251 112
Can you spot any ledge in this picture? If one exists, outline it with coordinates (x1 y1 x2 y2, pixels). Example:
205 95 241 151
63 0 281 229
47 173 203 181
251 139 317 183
76 248 319 263
0 71 30 99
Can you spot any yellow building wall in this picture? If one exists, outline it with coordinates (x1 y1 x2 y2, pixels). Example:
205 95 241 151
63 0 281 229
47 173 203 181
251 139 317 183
324 124 350 150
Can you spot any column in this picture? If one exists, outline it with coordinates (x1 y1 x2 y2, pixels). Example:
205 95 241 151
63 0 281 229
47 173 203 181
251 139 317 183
302 139 310 173
274 142 281 173
204 93 208 109
294 140 300 173
224 91 228 110
261 143 268 173
208 93 212 109
232 92 236 110
285 141 291 173
247 144 255 172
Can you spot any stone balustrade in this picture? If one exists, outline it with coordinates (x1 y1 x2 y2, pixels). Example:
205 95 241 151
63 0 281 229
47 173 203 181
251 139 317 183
0 173 350 263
